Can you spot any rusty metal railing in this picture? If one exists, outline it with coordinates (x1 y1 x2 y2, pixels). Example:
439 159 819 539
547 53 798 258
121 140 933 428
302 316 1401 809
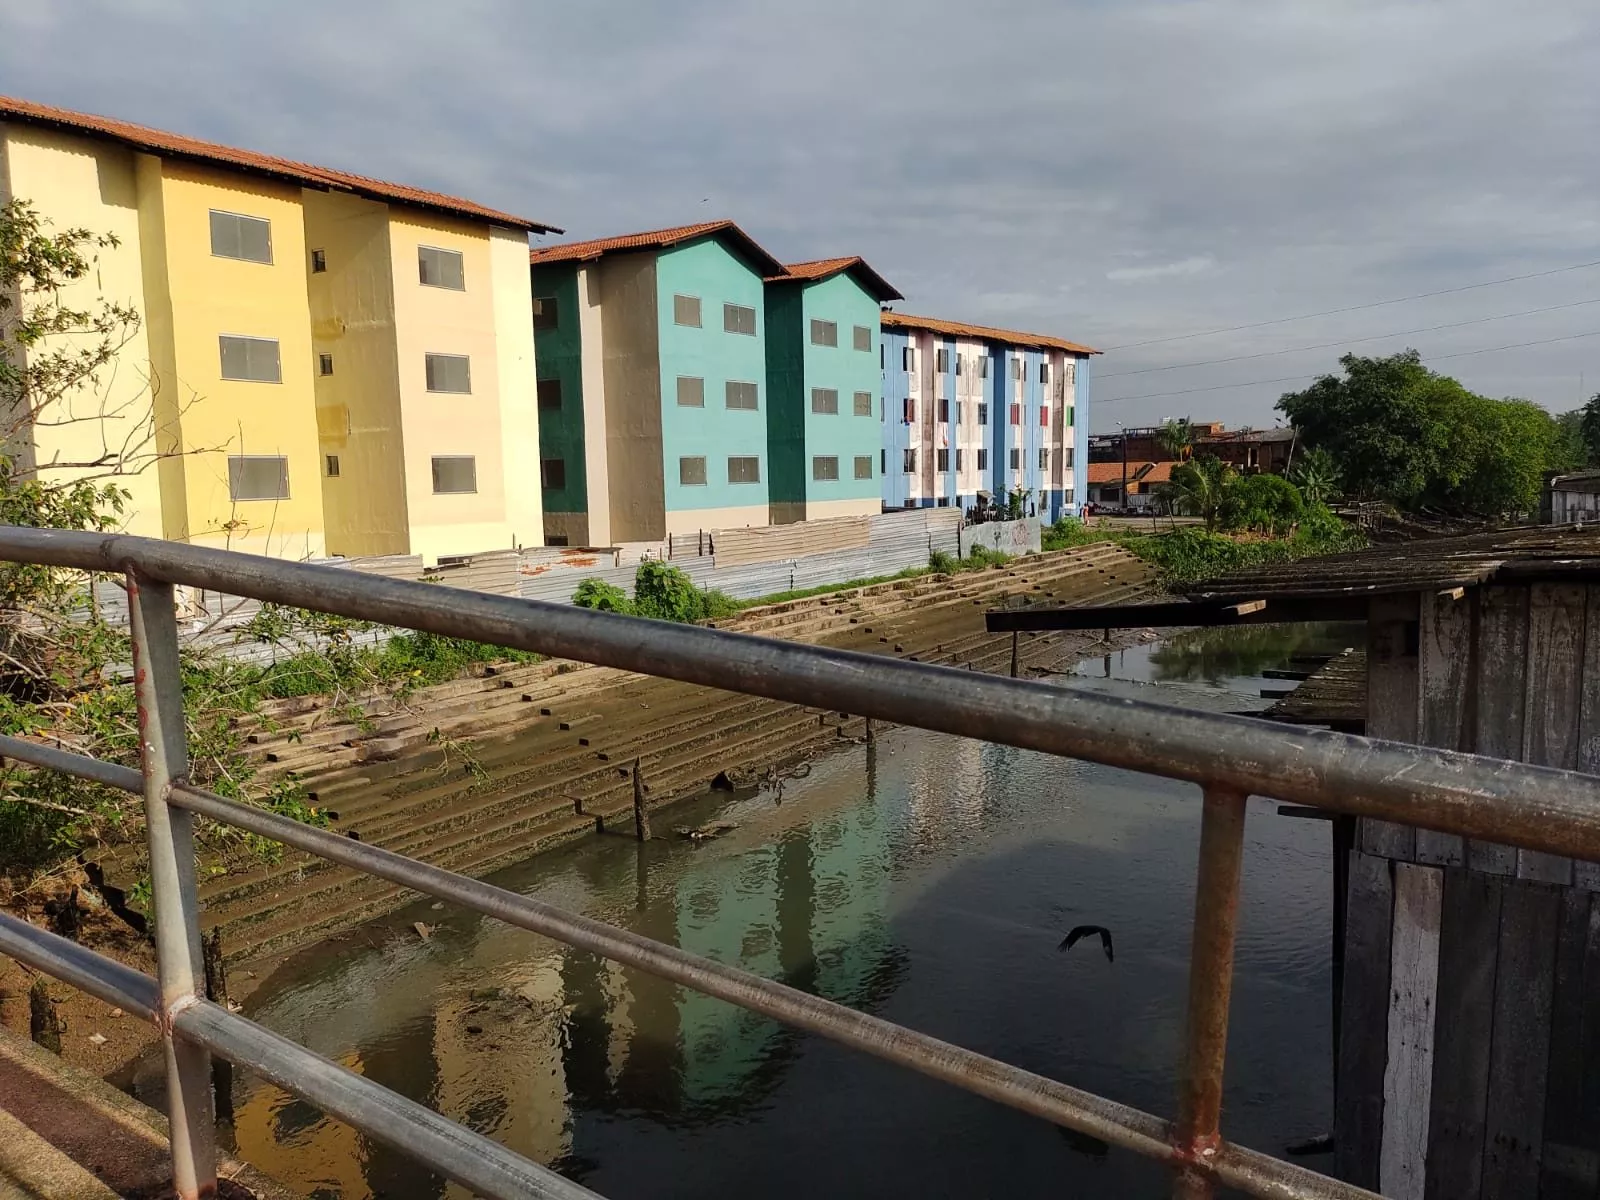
4 529 1600 1200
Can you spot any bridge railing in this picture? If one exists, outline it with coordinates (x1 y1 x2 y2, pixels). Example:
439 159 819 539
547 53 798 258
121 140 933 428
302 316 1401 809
3 528 1598 1200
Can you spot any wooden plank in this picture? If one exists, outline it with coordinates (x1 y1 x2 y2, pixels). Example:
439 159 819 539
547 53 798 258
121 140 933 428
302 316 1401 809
1363 594 1421 860
1578 901 1600 1186
1417 589 1472 866
1425 870 1503 1200
1480 880 1561 1200
1468 586 1528 875
1380 863 1444 1200
1539 889 1598 1199
1337 852 1395 1189
1518 583 1584 884
1574 586 1600 891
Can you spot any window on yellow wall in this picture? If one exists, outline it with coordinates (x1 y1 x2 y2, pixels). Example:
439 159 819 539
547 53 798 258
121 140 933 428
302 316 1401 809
325 455 341 478
425 353 471 393
210 211 272 264
318 354 334 376
419 246 465 290
310 249 327 273
228 456 289 501
219 335 281 383
432 456 477 494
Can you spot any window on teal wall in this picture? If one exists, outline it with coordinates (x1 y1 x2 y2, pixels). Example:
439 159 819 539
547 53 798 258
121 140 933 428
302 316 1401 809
810 319 838 347
674 294 702 327
677 376 705 407
853 391 872 416
811 388 839 415
813 456 839 481
854 325 871 352
533 297 558 330
679 456 707 486
727 456 761 483
725 381 759 410
724 303 756 336
855 455 873 480
537 379 562 410
540 458 565 490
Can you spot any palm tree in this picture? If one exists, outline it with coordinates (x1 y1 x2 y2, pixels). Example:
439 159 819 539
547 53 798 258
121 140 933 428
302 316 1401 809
1169 455 1235 532
1157 418 1194 461
1290 447 1340 507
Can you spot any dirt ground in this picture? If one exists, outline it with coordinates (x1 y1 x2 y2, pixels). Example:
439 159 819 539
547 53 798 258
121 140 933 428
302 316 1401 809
0 870 160 1076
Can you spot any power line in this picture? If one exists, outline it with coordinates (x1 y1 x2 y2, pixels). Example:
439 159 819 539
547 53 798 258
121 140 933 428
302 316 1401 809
1100 258 1600 352
1096 297 1600 380
1096 328 1600 406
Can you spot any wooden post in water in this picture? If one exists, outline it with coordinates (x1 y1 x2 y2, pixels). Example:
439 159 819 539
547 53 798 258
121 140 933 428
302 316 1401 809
1010 631 1019 678
632 757 651 841
28 979 61 1053
865 717 875 745
203 927 235 1126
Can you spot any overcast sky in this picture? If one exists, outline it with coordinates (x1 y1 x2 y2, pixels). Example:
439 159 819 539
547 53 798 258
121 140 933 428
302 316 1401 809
5 0 1599 430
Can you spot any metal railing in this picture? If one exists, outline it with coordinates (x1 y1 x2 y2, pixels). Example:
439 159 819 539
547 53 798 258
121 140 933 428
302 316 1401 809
4 529 1600 1200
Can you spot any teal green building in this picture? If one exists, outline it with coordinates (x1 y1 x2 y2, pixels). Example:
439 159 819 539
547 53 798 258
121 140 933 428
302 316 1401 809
763 258 902 524
529 221 786 546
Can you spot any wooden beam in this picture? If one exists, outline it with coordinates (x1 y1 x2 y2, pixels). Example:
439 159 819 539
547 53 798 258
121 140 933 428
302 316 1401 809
983 594 1370 633
1226 599 1267 616
1379 862 1443 1200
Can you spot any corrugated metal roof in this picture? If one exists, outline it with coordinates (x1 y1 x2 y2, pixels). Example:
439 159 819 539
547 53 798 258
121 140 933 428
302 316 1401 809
880 310 1099 356
1185 524 1600 600
527 219 785 276
771 256 904 302
0 94 560 233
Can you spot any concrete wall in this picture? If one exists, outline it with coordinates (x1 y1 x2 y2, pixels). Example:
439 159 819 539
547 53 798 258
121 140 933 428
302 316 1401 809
599 252 664 542
0 123 165 537
797 273 880 516
532 262 587 523
763 279 807 522
656 238 768 528
488 225 542 550
302 189 408 557
880 328 911 509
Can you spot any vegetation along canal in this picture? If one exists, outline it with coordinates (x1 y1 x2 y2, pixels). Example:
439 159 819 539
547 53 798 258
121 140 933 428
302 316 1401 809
210 622 1362 1198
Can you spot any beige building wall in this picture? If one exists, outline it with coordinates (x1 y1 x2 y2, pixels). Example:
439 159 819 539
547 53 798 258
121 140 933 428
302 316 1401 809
802 496 880 522
0 124 165 536
597 253 664 543
145 159 326 557
389 212 512 562
578 264 611 547
302 189 409 557
662 502 769 537
488 226 542 550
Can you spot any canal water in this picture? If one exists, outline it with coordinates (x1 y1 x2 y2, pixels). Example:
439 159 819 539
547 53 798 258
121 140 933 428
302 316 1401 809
223 623 1361 1199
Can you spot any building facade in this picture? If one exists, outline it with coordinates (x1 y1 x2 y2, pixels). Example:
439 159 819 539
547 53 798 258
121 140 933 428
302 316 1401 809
0 94 555 562
531 221 786 546
764 258 901 525
879 313 1096 521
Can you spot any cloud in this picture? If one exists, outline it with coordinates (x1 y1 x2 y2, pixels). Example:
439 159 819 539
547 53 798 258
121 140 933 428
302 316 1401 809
3 0 1599 429
1107 257 1216 283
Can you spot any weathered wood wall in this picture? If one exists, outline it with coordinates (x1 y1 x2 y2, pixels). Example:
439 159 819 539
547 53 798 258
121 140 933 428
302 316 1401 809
1337 583 1600 1199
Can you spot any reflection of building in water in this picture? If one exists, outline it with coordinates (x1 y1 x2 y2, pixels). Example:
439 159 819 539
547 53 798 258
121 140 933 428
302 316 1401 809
562 779 901 1125
904 733 989 844
232 1049 373 1200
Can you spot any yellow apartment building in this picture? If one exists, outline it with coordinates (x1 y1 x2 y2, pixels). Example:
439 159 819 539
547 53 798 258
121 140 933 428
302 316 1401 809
0 95 559 561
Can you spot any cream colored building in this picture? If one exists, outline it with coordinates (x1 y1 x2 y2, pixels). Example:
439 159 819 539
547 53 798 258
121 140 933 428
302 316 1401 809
0 94 558 561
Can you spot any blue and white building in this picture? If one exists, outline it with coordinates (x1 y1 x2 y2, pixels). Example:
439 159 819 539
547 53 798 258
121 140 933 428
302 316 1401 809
879 312 1096 521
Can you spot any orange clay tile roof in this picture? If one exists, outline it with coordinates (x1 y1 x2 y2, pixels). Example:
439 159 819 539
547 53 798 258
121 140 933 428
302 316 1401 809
1086 460 1178 491
528 219 785 276
880 310 1098 356
771 256 903 302
1088 462 1137 485
0 94 560 233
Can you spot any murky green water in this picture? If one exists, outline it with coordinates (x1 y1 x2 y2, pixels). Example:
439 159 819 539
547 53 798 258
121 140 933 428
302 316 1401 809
220 623 1361 1199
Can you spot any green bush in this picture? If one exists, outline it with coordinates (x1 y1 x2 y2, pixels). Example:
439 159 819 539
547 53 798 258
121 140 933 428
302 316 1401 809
632 560 708 622
928 550 958 574
1222 473 1305 536
572 578 632 613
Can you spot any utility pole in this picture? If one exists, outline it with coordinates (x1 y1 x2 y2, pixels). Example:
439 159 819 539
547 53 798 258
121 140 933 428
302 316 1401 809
1120 424 1129 510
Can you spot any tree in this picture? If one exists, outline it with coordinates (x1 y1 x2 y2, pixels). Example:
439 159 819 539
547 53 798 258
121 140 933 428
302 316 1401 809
1289 446 1340 507
1223 473 1305 536
1577 393 1600 465
1156 418 1194 461
1168 455 1236 532
1278 350 1572 517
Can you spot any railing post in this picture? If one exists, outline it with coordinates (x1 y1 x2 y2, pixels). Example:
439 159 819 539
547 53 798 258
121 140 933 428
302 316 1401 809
1173 785 1248 1200
128 570 217 1200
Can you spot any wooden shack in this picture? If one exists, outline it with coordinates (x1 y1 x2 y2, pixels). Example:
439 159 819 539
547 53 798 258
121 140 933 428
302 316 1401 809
988 524 1600 1200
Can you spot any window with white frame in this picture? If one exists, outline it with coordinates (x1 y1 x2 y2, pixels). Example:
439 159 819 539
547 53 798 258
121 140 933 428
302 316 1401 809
209 210 272 264
724 303 757 335
727 455 761 483
725 380 759 410
855 455 873 480
811 388 839 415
418 245 465 290
853 325 871 352
425 353 471 393
810 319 838 347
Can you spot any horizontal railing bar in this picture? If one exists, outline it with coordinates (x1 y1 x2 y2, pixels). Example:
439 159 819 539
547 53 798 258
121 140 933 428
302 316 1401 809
0 914 602 1200
0 725 1363 1200
3 527 1600 861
